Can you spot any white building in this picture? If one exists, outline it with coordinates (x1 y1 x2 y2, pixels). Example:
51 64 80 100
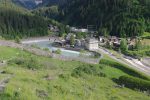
70 27 88 33
35 0 43 5
85 38 99 50
78 29 88 33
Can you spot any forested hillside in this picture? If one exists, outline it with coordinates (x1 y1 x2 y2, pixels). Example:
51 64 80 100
60 0 150 37
38 0 67 7
0 0 48 39
32 6 59 20
32 0 68 20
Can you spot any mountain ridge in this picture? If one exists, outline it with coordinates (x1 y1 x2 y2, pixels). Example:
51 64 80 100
59 0 150 37
12 0 41 9
0 0 48 39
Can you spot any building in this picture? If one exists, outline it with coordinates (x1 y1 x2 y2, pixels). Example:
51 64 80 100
35 0 43 5
78 29 88 33
85 38 99 50
70 27 88 33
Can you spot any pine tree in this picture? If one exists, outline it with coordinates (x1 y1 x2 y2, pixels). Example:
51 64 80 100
120 39 128 53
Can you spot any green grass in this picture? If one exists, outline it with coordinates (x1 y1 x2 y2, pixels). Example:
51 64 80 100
141 39 150 46
141 32 150 39
0 46 150 100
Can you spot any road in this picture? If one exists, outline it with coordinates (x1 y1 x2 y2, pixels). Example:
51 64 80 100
98 47 150 76
1 38 150 75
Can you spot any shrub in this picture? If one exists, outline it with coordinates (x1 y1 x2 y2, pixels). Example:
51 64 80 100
15 36 20 43
31 44 41 49
8 56 40 69
71 64 106 78
43 48 49 51
120 39 128 53
119 75 150 91
70 34 75 46
54 49 61 54
59 74 70 80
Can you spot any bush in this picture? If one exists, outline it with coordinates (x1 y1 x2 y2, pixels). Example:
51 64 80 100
54 49 61 54
59 74 70 80
76 32 86 39
15 36 20 43
71 64 106 77
119 75 150 91
8 56 40 69
120 39 128 53
43 48 49 51
31 44 41 49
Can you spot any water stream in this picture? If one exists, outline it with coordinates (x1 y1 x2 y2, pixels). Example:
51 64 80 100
23 40 94 58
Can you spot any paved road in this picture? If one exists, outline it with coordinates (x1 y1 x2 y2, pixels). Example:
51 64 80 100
98 47 150 76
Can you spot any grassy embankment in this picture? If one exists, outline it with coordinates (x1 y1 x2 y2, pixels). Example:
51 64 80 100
0 46 150 100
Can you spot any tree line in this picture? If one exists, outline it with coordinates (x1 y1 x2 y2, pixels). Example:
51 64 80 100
59 0 150 37
0 0 48 39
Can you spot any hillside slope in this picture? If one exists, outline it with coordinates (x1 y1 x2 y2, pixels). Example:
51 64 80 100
0 46 150 99
60 0 150 37
0 0 48 39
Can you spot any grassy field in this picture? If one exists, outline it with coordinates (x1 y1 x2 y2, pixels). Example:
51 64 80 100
0 46 150 100
141 32 150 39
141 32 150 46
141 39 150 46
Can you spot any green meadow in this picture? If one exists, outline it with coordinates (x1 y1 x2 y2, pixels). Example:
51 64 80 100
0 46 150 100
